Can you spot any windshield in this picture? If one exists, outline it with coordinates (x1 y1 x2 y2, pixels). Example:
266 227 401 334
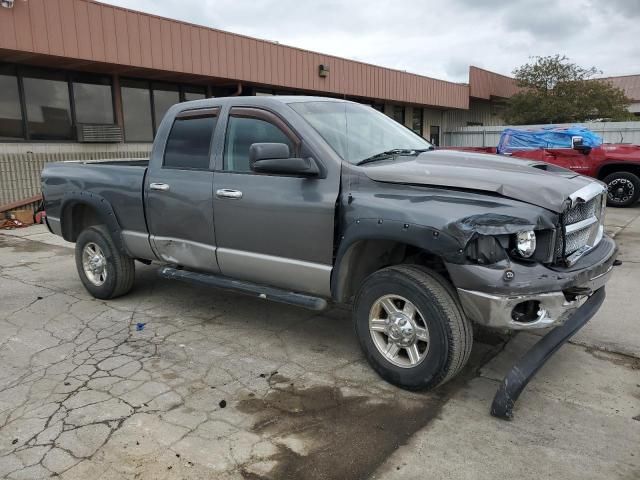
289 101 433 164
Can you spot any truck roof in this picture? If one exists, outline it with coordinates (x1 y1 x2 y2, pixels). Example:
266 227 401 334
177 95 353 110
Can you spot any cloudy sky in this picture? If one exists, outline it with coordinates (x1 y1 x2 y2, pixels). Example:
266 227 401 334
100 0 639 83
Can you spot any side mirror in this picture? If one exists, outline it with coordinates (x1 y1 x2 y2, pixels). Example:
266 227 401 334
249 143 319 177
571 136 591 154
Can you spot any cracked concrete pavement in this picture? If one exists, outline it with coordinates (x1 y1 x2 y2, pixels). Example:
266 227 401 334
0 206 638 480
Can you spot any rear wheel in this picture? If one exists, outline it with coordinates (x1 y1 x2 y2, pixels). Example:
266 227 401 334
603 172 640 207
353 265 473 391
75 225 135 299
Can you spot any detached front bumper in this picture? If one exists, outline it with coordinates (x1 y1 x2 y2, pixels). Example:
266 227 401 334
448 236 617 330
491 287 606 419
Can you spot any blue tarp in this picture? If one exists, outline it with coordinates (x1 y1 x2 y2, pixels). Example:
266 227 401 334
497 126 603 154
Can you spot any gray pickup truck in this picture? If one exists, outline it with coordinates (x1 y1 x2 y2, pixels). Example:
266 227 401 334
42 96 617 417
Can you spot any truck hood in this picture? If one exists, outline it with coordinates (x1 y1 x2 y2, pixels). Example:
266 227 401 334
362 149 599 213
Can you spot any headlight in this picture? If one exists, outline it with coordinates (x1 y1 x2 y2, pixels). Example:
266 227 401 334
515 230 536 258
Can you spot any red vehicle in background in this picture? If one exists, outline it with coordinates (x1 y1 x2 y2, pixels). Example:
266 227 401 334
443 127 640 208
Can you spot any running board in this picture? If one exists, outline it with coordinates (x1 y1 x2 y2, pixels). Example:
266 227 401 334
490 287 606 420
158 266 328 311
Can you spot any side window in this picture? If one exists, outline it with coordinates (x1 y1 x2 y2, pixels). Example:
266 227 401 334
163 114 217 170
224 116 294 173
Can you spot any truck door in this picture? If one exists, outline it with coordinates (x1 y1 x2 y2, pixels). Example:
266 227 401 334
145 108 220 272
541 148 591 175
212 107 339 297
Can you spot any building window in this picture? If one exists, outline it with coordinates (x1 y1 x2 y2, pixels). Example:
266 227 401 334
0 66 23 140
393 105 405 125
183 88 206 102
121 79 154 142
430 125 440 146
0 64 209 143
412 108 423 136
72 76 114 125
152 83 180 130
23 71 73 140
466 121 483 126
164 114 217 170
121 79 207 141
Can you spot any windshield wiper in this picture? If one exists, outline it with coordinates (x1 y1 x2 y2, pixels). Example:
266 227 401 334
356 148 432 166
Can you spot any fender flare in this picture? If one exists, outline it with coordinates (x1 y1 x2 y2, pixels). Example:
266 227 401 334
330 218 464 302
59 191 126 253
595 161 640 179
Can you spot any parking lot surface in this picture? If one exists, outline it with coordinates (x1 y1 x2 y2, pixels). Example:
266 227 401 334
1 207 639 480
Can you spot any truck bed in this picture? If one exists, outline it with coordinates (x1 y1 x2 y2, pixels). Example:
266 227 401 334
41 159 149 235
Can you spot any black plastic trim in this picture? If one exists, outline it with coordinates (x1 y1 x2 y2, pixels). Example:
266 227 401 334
330 218 464 302
159 267 328 311
59 191 126 253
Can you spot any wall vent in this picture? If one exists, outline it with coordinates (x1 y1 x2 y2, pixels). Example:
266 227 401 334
76 124 123 143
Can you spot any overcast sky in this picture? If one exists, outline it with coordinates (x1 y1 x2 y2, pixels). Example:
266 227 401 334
100 0 639 83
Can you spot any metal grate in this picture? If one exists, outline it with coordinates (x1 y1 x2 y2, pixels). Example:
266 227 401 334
563 228 592 256
564 197 598 225
76 124 123 143
556 194 605 262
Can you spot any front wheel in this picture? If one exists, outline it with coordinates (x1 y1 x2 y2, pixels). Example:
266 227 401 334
603 172 640 207
353 265 473 391
75 225 135 299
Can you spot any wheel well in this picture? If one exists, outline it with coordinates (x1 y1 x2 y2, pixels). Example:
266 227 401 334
62 203 102 242
597 163 640 180
335 239 449 303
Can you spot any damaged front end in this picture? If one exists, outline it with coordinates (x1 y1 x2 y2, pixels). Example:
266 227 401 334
348 157 616 419
447 183 612 331
439 184 616 419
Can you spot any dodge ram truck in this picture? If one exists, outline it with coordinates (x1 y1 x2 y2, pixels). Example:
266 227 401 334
41 96 617 418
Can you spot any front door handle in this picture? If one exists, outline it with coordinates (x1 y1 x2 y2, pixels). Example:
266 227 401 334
216 189 243 199
150 183 170 192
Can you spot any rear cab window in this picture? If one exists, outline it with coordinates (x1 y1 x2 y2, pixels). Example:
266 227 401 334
163 108 219 170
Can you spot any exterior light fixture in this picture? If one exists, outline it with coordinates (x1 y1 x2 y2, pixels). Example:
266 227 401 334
319 64 330 78
515 230 536 258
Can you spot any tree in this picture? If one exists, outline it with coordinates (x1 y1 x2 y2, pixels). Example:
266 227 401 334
504 55 632 125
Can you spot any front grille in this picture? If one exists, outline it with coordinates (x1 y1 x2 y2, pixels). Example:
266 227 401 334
563 227 592 256
555 193 605 264
564 198 598 224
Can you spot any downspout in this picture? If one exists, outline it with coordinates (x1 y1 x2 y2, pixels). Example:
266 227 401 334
230 83 243 96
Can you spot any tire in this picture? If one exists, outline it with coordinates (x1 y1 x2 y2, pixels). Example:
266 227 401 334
353 265 473 391
603 172 640 208
75 225 135 299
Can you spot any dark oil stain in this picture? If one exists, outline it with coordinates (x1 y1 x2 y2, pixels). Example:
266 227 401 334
0 235 71 256
585 347 640 370
161 372 178 380
237 374 463 480
473 325 511 347
236 341 504 480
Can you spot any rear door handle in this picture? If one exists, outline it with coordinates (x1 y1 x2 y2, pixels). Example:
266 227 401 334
150 183 170 192
216 189 243 199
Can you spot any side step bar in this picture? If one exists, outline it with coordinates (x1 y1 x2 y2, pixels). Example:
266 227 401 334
490 287 606 420
158 266 328 311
